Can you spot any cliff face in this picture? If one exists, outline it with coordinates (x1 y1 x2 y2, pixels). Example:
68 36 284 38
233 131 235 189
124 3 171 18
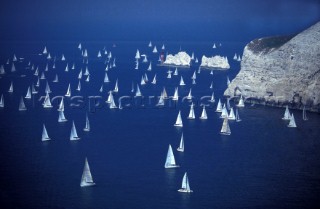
224 21 320 111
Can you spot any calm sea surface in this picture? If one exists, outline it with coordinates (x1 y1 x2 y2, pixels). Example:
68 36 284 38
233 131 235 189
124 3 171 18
0 41 319 209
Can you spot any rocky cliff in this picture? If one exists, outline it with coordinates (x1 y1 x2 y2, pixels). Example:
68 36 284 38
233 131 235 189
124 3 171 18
224 21 320 111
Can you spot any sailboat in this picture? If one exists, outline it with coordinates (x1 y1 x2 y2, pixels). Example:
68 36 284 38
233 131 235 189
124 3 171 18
148 41 152 47
191 71 196 80
167 70 172 78
8 82 13 93
104 72 110 83
172 87 179 101
147 62 152 71
43 46 47 54
135 84 142 96
11 63 16 72
83 113 90 131
213 43 216 48
187 103 195 119
84 67 90 76
19 96 27 111
152 46 158 53
0 65 6 74
282 105 290 120
174 111 183 127
215 99 222 112
209 92 215 103
178 172 193 193
141 75 146 85
106 91 114 104
25 87 31 99
227 76 230 86
80 158 96 187
78 70 83 79
177 133 184 152
85 75 90 82
97 50 102 58
235 108 241 122
162 87 168 99
151 74 157 84
209 81 213 89
76 80 81 91
61 54 66 61
161 44 165 50
70 121 80 140
45 81 51 94
233 53 237 60
186 89 192 100
0 94 4 108
58 111 68 122
52 74 59 83
220 117 231 135
109 95 118 109
236 95 245 107
220 105 228 118
199 106 208 119
288 113 297 128
58 97 65 111
135 49 141 59
113 79 119 92
302 106 308 121
43 93 53 108
65 84 71 97
42 124 51 141
179 76 186 86
164 144 179 168
228 107 236 120
65 63 69 72
157 92 165 106
174 68 178 76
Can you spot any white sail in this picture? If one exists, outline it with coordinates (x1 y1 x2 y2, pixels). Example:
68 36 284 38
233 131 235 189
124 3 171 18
0 65 6 74
80 158 95 187
83 113 90 131
162 87 168 99
58 97 65 111
43 46 47 54
43 93 53 108
282 105 290 120
228 107 236 120
288 113 297 128
237 95 245 107
109 97 117 109
135 49 140 59
235 108 241 122
164 144 179 168
178 172 193 193
220 117 231 135
151 74 157 84
97 50 102 58
0 94 4 108
11 63 16 72
215 99 222 112
172 87 179 101
106 91 114 103
233 53 237 60
148 41 152 47
209 92 215 103
78 70 83 79
40 71 46 80
191 71 196 80
45 81 51 94
113 79 119 92
157 92 165 106
303 106 308 121
227 76 230 86
210 81 213 89
58 111 67 122
187 103 195 119
237 55 242 62
8 82 13 93
99 84 104 93
147 62 152 71
76 80 81 91
186 89 192 100
65 84 71 97
195 57 198 63
42 124 51 141
177 133 184 152
85 75 90 82
161 44 165 50
135 84 142 96
167 71 172 78
191 52 194 60
61 54 66 61
19 96 27 111
140 75 146 85
72 63 75 70
84 67 90 76
141 54 148 63
220 105 228 118
200 106 208 119
152 46 158 53
70 121 80 140
65 63 69 72
25 87 31 99
104 72 110 83
179 76 186 86
174 68 178 76
53 74 59 83
31 85 38 94
213 43 216 48
174 111 183 127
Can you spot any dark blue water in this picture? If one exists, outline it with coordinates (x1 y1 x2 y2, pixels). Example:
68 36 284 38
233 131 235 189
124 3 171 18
0 40 319 209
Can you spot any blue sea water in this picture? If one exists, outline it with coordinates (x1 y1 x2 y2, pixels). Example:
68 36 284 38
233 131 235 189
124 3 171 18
0 40 320 209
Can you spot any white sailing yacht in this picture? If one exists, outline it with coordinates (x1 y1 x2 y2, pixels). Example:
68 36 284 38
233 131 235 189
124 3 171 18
78 69 83 79
58 111 68 122
288 113 297 128
85 75 90 82
228 107 236 120
157 92 165 106
53 74 59 83
8 82 13 93
58 97 65 111
282 105 290 120
177 133 184 152
172 87 179 101
151 74 157 84
76 80 81 91
135 84 142 96
199 106 208 120
209 81 213 89
147 62 152 71
220 117 231 135
65 63 69 72
220 105 228 118
106 91 114 104
148 41 152 47
141 75 146 85
174 111 183 127
187 103 195 119
104 72 110 83
70 121 80 140
153 46 158 53
99 84 104 93
65 84 71 97
113 79 119 92
19 96 27 111
235 108 241 122
162 87 168 99
215 99 222 112
179 76 186 86
45 81 51 94
167 70 172 78
43 93 53 108
80 158 96 187
83 113 90 131
209 92 215 103
0 94 4 108
186 89 192 100
174 68 178 76
302 106 308 121
233 53 237 60
237 95 245 107
135 49 140 59
164 144 179 168
43 46 47 54
178 172 193 193
42 124 51 141
25 87 31 99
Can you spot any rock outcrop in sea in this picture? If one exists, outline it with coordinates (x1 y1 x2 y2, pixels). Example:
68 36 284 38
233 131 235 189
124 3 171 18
224 21 320 112
164 52 191 67
200 55 230 69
